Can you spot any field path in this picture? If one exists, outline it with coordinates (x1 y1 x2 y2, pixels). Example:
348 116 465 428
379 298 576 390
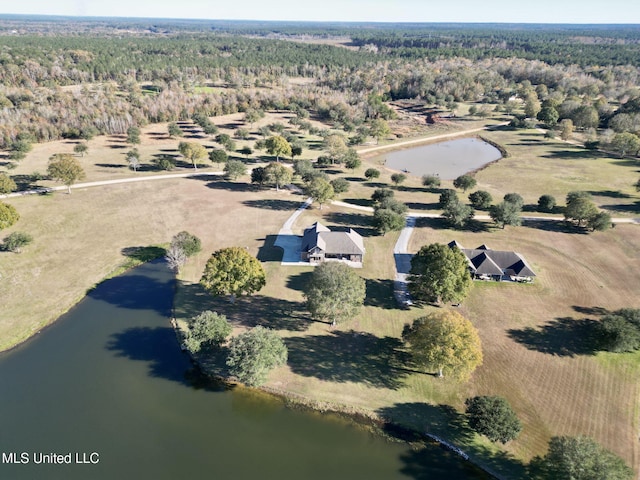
2 152 637 225
357 122 509 155
0 171 224 199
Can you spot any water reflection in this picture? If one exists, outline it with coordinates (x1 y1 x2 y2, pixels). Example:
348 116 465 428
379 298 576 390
0 260 489 480
383 138 502 180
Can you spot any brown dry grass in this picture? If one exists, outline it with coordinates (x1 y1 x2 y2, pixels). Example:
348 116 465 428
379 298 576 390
351 124 640 218
475 128 640 215
409 220 640 467
4 111 325 186
0 177 295 351
2 109 639 477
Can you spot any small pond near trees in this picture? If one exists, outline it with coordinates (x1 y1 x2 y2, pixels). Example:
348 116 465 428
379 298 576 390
381 137 502 180
0 260 488 479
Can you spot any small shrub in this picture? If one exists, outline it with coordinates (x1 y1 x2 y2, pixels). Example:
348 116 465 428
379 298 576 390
421 174 441 188
453 174 477 192
330 178 350 194
391 173 407 186
537 194 556 213
588 211 612 232
153 156 176 171
0 202 19 230
364 168 380 180
2 231 32 253
503 192 524 209
468 190 493 209
171 231 201 257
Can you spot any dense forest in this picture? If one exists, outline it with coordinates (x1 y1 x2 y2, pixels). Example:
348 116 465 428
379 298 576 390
0 16 639 155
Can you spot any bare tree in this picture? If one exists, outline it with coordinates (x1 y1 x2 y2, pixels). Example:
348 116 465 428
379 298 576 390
165 243 187 272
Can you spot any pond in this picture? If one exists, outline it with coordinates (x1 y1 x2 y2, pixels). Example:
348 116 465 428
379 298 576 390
381 137 502 180
0 261 488 479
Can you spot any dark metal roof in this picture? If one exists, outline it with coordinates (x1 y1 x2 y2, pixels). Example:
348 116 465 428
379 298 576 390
449 241 536 277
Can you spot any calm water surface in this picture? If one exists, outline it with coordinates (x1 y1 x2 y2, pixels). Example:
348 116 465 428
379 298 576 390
382 137 502 179
0 261 488 479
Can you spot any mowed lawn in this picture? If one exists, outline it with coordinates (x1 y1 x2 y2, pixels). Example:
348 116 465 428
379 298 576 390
3 112 640 478
408 220 640 469
175 204 639 477
0 177 295 350
476 128 640 215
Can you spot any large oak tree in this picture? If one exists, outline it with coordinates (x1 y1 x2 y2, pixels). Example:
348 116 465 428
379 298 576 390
305 262 366 326
402 310 483 380
226 326 287 386
409 243 471 304
200 247 266 302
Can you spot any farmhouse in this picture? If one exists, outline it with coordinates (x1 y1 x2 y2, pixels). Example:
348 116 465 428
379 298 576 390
449 241 536 282
301 222 365 266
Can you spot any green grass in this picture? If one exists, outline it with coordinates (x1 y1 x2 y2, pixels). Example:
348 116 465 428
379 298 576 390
102 245 167 281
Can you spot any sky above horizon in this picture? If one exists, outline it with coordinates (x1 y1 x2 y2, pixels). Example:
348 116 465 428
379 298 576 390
1 0 640 24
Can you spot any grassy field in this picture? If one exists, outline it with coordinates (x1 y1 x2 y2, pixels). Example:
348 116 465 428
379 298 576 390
348 125 640 218
2 108 639 478
173 199 639 477
408 219 640 467
476 128 640 215
3 111 327 186
0 177 296 351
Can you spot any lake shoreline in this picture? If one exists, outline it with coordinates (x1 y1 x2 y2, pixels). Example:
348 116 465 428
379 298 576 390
170 315 502 480
379 136 503 180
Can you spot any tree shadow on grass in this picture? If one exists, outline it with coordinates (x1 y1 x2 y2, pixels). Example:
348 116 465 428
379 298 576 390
203 178 256 192
10 174 43 190
397 185 431 193
507 317 603 357
414 216 444 229
572 305 610 316
242 199 301 211
95 163 126 169
522 219 589 234
416 216 490 233
342 197 373 207
588 190 632 199
377 402 527 479
610 159 640 169
285 331 409 389
176 280 311 332
405 202 441 211
604 201 640 214
286 270 313 292
541 150 600 160
225 295 311 332
121 246 167 263
365 182 388 189
365 278 398 309
323 212 377 237
462 219 491 233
